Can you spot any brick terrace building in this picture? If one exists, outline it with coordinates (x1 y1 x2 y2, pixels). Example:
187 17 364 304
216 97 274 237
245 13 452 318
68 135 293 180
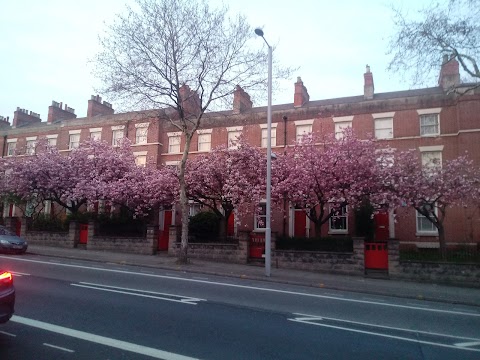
1 57 479 249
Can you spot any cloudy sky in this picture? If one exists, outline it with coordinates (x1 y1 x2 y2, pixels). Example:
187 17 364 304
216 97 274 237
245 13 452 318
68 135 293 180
0 0 435 121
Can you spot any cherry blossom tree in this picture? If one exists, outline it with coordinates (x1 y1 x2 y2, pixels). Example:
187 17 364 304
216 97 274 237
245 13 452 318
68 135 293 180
103 164 178 218
273 130 381 238
382 149 479 257
186 140 266 240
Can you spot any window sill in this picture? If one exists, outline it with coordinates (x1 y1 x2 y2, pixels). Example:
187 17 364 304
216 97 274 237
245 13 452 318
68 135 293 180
328 230 348 235
415 232 438 237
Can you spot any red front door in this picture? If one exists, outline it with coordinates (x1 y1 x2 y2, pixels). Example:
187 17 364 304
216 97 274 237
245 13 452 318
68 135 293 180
374 212 389 241
227 213 235 237
79 224 88 244
294 210 306 238
158 210 172 251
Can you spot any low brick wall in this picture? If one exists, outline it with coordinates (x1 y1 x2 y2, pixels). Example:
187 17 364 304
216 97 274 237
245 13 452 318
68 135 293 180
87 236 155 255
24 231 73 248
169 241 248 263
393 261 480 287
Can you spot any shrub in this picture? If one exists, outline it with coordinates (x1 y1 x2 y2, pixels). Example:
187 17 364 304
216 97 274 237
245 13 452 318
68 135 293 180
95 214 147 237
29 214 67 232
188 211 220 241
276 235 353 252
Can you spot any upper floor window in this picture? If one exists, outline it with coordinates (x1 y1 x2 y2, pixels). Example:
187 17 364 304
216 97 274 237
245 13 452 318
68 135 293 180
26 138 36 155
167 132 181 153
417 108 441 136
90 128 102 141
333 116 353 140
135 123 149 144
329 205 348 234
197 129 212 152
295 120 313 143
374 118 393 139
46 134 58 147
136 128 148 144
112 130 124 146
69 134 80 150
260 123 277 148
6 140 16 157
227 126 243 149
134 151 148 167
420 146 443 171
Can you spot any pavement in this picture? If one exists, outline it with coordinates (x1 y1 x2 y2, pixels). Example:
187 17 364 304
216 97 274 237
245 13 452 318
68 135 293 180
26 244 480 307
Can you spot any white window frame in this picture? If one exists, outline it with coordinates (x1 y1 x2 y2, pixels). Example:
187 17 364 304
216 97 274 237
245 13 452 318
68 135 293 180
69 133 80 150
416 205 438 236
135 127 148 144
112 129 124 146
26 138 36 155
294 120 313 143
374 117 393 139
420 145 443 170
89 128 102 141
134 151 148 167
189 202 203 217
328 205 348 234
46 134 58 147
6 140 16 157
260 124 277 148
417 108 441 137
333 116 353 140
226 126 243 149
168 135 181 153
254 202 267 231
198 133 211 152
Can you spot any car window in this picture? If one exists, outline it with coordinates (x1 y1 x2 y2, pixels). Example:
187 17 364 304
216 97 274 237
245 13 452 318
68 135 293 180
0 227 15 236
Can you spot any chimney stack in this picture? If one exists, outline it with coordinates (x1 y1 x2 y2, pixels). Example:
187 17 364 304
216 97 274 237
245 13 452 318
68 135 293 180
0 116 10 130
438 54 460 91
47 101 77 124
87 95 115 117
364 65 374 100
232 85 252 114
294 77 309 107
12 108 41 128
179 84 201 117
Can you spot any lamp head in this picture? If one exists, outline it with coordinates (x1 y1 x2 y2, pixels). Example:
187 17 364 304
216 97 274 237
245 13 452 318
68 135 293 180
254 28 264 37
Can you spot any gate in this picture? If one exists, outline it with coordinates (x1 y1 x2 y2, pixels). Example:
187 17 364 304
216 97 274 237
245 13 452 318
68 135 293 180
79 224 88 244
158 210 172 251
364 242 388 270
249 233 265 259
15 218 21 236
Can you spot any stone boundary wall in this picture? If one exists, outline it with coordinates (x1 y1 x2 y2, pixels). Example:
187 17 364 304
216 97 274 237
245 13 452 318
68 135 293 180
87 236 155 255
393 261 480 286
273 238 365 275
169 241 248 264
24 231 73 248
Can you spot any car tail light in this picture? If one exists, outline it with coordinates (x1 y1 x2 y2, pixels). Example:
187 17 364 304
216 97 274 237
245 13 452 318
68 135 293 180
0 271 13 286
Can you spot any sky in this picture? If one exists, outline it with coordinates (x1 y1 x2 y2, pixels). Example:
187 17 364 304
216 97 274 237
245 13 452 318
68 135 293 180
0 0 436 122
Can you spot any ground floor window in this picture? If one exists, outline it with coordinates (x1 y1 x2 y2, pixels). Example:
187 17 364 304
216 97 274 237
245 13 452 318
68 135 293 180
329 205 348 234
254 203 266 230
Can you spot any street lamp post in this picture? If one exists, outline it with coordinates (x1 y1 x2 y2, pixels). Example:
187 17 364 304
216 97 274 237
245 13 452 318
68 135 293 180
255 28 272 277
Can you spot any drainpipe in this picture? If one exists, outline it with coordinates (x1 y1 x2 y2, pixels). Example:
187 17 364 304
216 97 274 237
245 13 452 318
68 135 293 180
2 135 6 158
282 116 288 236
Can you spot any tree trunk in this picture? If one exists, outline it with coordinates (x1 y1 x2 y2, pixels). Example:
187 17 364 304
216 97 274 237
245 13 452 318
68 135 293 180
178 134 193 264
438 223 447 260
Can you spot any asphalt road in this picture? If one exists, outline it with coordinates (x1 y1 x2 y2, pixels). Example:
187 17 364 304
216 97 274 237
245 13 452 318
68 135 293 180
0 253 479 359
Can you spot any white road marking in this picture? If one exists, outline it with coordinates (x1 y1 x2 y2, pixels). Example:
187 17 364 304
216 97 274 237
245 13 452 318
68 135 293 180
289 315 480 352
454 340 480 348
292 313 480 341
193 277 209 280
0 330 16 337
71 282 205 305
12 316 199 360
11 271 30 277
43 343 75 353
407 302 431 308
3 256 479 317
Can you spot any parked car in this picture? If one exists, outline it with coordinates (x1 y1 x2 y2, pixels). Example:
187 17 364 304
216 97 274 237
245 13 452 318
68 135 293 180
0 225 28 254
0 270 14 323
